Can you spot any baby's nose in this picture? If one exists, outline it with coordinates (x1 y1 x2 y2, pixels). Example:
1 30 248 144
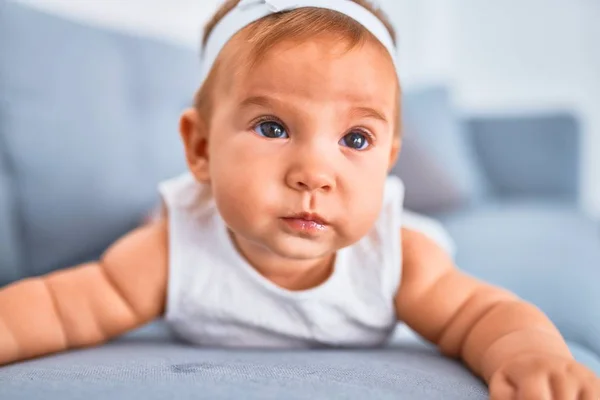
285 166 335 193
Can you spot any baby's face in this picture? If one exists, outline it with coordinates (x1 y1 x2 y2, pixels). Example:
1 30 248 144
199 36 398 262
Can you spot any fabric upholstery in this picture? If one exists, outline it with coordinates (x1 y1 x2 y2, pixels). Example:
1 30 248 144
466 113 580 200
0 322 488 400
0 1 195 283
391 87 488 214
0 138 21 283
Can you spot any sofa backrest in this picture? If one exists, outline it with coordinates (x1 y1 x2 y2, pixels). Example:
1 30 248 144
393 87 489 214
466 113 580 201
0 138 22 283
0 1 196 285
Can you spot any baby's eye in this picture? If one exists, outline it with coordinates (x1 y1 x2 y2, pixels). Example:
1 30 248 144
339 131 370 151
254 121 289 139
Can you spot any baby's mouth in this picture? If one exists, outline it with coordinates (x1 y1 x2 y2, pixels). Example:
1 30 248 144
281 212 329 234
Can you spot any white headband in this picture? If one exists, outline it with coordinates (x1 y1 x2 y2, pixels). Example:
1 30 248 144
200 0 397 86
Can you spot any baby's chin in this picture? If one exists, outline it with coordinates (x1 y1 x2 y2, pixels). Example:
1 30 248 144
261 232 351 261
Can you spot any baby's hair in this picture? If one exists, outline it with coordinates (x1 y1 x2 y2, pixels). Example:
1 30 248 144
195 0 401 137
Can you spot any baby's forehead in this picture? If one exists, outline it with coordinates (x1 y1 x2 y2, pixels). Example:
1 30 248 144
221 35 397 108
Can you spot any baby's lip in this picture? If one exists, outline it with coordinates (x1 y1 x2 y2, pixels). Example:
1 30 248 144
283 212 329 226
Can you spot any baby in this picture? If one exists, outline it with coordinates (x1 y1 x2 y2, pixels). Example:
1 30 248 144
0 0 598 398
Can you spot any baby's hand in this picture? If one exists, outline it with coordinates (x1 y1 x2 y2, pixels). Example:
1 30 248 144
489 353 600 399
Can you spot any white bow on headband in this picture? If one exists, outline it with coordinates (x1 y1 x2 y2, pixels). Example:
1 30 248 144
239 0 384 13
239 0 299 12
200 0 397 86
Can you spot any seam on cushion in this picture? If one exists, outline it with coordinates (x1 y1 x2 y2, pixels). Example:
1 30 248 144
0 105 29 281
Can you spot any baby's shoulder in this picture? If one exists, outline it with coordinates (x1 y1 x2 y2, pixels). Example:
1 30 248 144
101 218 169 315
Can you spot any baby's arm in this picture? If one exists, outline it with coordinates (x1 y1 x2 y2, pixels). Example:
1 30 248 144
0 218 168 365
396 228 598 396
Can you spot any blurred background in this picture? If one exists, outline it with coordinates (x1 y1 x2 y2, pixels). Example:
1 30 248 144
11 0 600 216
2 0 599 278
1 0 599 281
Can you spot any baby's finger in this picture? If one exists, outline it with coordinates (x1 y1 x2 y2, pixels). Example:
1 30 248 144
576 377 600 400
516 373 552 400
548 372 578 399
577 387 597 400
489 374 516 400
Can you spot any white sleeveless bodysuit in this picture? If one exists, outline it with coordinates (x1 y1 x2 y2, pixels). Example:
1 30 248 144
158 173 454 348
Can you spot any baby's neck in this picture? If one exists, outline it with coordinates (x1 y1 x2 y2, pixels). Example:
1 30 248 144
229 231 335 291
258 257 335 292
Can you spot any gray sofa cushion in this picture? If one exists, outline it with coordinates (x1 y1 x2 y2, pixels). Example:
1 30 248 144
0 2 196 283
0 322 488 400
466 113 580 200
391 87 488 214
0 142 21 283
439 201 600 374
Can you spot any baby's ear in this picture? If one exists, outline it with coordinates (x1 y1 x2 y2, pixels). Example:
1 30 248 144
179 108 211 183
388 137 402 172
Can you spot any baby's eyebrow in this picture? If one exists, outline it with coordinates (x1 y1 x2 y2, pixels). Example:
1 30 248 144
239 95 275 109
350 106 388 124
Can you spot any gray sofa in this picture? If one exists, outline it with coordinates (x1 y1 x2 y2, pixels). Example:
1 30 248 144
1 1 598 399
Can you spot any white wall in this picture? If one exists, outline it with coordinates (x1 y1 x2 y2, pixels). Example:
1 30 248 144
13 0 600 216
389 0 600 216
13 0 222 46
451 1 600 216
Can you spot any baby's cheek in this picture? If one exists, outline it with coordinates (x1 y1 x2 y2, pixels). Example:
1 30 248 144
350 207 381 242
212 172 276 235
342 183 386 242
212 179 255 229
